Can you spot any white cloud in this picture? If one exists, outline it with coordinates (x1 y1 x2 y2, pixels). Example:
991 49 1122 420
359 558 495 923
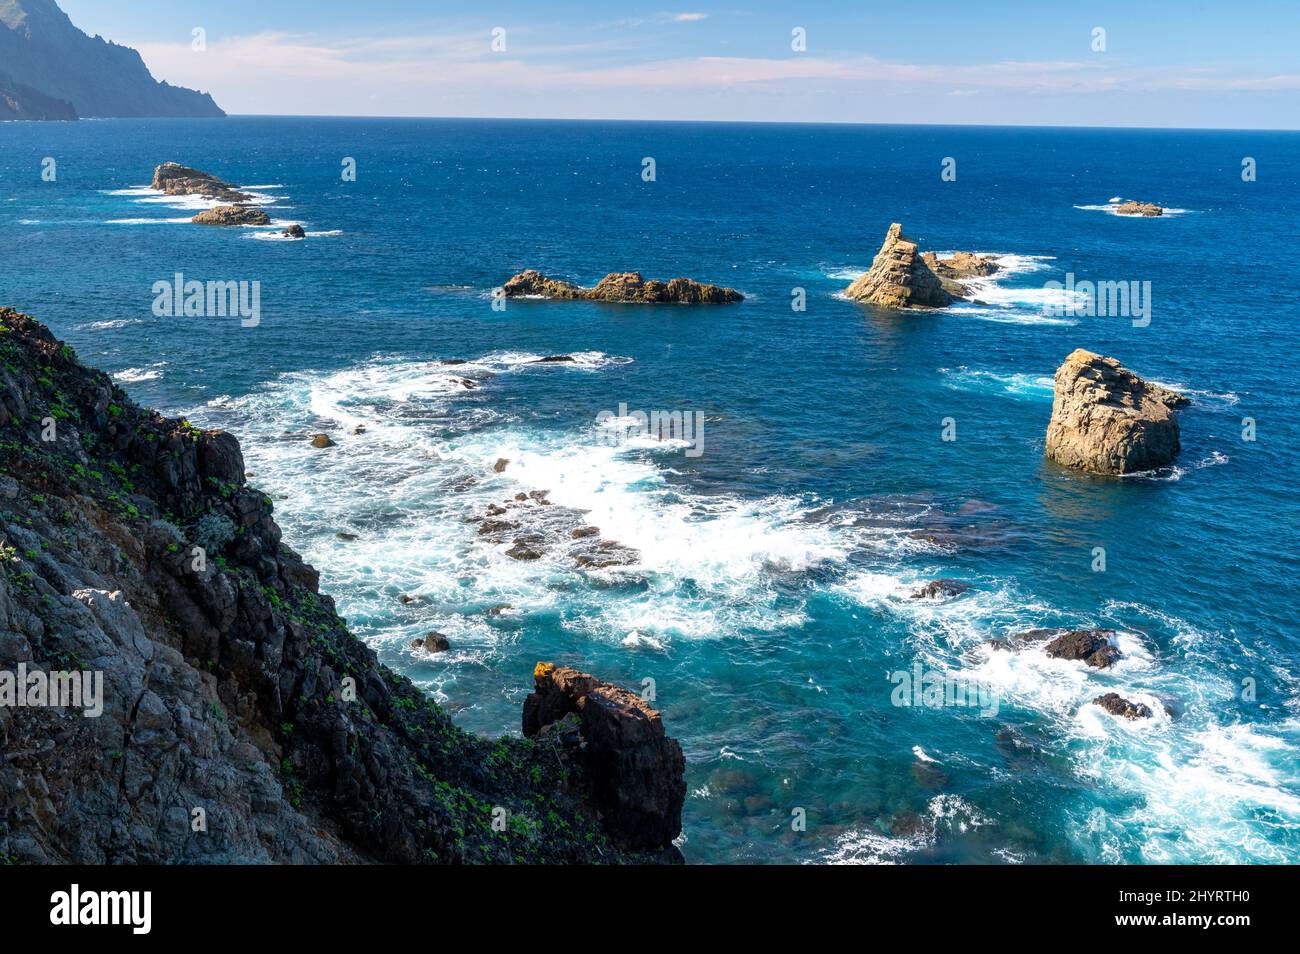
132 30 1300 122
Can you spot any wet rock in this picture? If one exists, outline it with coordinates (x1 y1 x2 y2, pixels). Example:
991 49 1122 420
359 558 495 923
1092 693 1152 719
336 532 358 541
506 543 542 561
1043 628 1121 669
411 632 450 654
309 433 335 448
478 519 519 535
571 526 599 539
532 355 576 364
282 224 306 239
523 662 686 852
909 579 969 600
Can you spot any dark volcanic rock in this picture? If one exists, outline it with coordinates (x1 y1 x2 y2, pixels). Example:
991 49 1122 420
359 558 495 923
0 307 678 864
909 579 969 600
1093 693 1153 719
1043 628 1122 669
282 224 306 239
523 663 686 853
411 632 450 654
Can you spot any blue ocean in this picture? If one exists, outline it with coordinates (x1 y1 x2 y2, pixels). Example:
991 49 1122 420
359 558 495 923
3 117 1298 864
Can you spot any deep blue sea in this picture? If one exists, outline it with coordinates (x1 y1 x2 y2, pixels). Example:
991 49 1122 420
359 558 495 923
2 117 1298 864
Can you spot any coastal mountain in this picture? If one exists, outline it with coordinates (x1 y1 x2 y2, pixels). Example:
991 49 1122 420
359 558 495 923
0 308 683 863
0 0 223 119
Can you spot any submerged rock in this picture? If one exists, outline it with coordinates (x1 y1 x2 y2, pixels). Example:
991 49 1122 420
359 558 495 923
192 204 271 226
523 662 686 852
502 269 742 304
844 223 955 308
1115 201 1163 217
1045 349 1188 475
1092 693 1153 719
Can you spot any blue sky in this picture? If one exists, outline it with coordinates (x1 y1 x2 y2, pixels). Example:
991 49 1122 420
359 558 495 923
58 0 1300 127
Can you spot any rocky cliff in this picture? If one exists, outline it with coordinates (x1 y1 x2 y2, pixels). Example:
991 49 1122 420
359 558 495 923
1044 349 1188 475
0 67 76 119
0 0 223 119
0 308 683 864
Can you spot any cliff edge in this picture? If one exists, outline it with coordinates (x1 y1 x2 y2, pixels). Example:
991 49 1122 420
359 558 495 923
0 308 683 864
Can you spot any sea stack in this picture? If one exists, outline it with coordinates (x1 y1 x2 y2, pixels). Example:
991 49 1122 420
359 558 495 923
1045 349 1189 475
844 223 953 308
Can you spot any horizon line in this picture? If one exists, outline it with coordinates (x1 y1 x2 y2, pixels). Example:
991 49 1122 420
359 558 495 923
80 114 1300 134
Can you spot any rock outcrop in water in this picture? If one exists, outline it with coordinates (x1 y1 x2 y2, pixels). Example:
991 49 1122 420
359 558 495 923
153 163 252 204
192 205 271 227
1093 693 1153 719
0 308 683 864
920 250 1001 281
1115 201 1163 217
844 223 954 308
502 269 742 304
1045 349 1188 475
524 663 686 854
0 0 224 119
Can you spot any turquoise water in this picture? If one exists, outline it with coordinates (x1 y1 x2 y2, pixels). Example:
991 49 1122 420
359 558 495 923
3 117 1298 863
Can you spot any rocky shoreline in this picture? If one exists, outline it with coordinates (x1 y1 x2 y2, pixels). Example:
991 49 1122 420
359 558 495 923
0 308 684 864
